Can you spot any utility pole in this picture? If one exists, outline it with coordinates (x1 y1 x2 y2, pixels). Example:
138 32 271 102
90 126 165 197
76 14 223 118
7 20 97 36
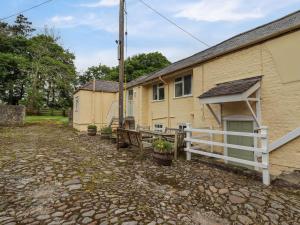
118 0 125 128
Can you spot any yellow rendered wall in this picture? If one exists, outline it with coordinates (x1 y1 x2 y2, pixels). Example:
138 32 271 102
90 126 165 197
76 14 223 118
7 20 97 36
132 30 300 175
73 90 118 131
195 30 300 175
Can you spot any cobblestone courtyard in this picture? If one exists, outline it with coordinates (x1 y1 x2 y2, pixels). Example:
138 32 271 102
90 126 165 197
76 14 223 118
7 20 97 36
0 124 299 225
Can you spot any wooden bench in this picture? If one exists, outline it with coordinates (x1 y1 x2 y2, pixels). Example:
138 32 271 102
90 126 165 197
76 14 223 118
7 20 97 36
117 128 185 159
117 128 151 155
136 124 150 131
140 128 186 160
164 128 185 159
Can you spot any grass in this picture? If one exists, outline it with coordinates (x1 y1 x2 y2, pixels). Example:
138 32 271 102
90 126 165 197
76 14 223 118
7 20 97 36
25 116 68 125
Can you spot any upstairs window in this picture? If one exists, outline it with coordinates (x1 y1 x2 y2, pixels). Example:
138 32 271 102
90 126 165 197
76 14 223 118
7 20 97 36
153 83 165 101
175 75 192 97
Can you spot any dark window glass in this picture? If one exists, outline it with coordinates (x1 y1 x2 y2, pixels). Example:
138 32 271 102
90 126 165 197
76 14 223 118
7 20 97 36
175 77 182 83
128 89 133 100
184 75 192 95
175 82 183 97
153 85 158 100
159 86 164 100
179 125 187 131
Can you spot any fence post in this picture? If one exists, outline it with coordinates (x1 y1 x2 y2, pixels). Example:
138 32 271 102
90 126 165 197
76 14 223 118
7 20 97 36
261 126 270 186
209 125 213 152
186 123 192 161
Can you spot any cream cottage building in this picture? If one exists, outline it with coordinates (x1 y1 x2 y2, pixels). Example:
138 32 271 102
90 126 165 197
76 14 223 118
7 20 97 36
74 11 300 176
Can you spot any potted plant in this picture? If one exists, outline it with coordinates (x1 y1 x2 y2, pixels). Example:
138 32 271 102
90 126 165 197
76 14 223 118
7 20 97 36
101 126 112 139
111 132 117 143
87 124 97 136
152 139 174 166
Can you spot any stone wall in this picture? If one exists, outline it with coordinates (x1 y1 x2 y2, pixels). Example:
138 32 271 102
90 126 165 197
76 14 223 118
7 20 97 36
0 105 25 126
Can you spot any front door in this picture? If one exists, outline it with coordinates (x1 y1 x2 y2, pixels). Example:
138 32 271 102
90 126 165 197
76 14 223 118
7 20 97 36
227 120 254 169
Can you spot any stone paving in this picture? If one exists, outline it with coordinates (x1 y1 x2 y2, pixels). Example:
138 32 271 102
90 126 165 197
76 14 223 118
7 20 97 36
0 124 299 225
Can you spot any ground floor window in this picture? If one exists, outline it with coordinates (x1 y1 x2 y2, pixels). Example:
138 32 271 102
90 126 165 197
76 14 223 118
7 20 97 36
178 123 187 131
154 123 164 132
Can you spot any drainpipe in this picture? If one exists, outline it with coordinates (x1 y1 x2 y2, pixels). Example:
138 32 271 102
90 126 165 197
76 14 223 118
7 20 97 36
101 91 103 128
159 76 170 127
92 78 96 125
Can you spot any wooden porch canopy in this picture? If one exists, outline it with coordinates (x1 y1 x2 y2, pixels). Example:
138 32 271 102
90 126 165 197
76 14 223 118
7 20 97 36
198 76 262 127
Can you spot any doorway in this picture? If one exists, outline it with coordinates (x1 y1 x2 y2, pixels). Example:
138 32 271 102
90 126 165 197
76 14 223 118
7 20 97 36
226 120 254 169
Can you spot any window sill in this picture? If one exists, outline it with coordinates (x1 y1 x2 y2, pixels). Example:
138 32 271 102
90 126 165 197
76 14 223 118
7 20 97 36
152 99 165 103
173 95 193 99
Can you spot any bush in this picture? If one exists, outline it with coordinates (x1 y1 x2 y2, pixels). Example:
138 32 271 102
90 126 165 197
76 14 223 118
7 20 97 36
88 124 97 129
101 126 112 134
153 139 173 153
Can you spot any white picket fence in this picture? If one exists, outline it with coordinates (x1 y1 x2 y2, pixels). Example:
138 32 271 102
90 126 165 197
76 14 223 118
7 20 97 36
184 123 270 185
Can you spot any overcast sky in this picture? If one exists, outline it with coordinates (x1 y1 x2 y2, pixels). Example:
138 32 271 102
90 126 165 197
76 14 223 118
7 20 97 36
1 0 300 72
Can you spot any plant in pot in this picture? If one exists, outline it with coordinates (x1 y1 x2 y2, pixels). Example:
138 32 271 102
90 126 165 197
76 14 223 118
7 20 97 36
111 132 117 143
101 126 112 139
152 139 174 166
87 124 97 136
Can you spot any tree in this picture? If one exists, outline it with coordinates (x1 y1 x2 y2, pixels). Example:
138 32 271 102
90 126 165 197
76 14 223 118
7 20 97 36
78 64 112 85
124 52 170 81
26 34 76 113
11 14 35 37
0 20 31 105
0 15 76 113
80 52 171 84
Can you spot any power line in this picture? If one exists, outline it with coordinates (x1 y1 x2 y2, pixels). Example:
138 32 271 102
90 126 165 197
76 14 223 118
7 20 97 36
137 0 210 47
0 0 54 22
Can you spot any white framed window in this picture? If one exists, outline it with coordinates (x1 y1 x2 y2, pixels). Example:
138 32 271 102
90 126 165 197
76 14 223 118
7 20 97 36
174 74 192 98
75 96 79 112
154 123 164 132
153 83 165 101
178 123 187 131
128 89 134 100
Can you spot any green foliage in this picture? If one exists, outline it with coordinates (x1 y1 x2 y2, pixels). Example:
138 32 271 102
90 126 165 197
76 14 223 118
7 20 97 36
153 139 173 153
25 116 68 125
101 126 112 134
79 52 170 84
124 52 171 81
88 124 97 129
78 64 112 85
0 15 76 113
11 14 36 37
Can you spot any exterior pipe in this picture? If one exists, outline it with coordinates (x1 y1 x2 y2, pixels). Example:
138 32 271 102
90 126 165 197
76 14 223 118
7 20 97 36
159 76 170 127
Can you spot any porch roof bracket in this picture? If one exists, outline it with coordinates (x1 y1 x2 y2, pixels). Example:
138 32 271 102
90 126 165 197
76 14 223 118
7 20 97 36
244 82 261 127
245 100 260 127
206 104 221 125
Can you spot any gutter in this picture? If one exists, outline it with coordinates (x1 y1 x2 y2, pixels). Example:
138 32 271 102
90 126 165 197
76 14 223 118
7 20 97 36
158 76 170 127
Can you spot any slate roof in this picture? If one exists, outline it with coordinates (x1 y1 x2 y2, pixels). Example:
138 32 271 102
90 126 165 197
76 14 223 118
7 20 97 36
198 76 262 99
129 10 300 87
127 74 149 88
75 80 119 93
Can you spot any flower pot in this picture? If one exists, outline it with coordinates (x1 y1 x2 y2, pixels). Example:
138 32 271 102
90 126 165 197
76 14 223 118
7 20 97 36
153 151 173 166
101 132 112 139
87 128 97 136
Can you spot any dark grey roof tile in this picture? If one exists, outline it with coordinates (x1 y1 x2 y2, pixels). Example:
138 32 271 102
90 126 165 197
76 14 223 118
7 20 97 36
198 76 262 99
